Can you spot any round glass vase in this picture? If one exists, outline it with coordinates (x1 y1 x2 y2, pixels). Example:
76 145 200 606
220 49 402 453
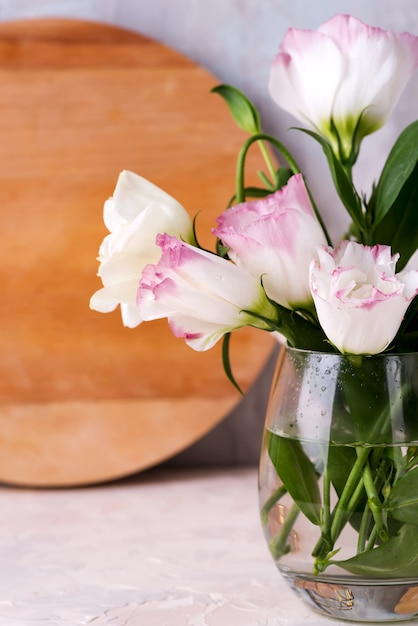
259 346 418 623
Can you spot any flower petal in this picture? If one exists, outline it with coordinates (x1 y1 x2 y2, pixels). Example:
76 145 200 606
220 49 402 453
90 171 194 327
214 174 327 309
270 15 418 159
138 234 278 351
310 241 418 354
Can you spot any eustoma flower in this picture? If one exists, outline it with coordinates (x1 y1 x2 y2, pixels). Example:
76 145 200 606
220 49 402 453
309 241 418 354
90 170 195 328
138 234 279 351
269 15 418 162
213 174 327 310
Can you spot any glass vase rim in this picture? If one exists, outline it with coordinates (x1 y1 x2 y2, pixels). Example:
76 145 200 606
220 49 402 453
283 345 418 359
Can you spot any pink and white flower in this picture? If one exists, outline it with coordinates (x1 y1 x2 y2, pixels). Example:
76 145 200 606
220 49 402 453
213 174 328 310
90 170 195 328
138 234 278 351
309 241 418 354
269 15 418 161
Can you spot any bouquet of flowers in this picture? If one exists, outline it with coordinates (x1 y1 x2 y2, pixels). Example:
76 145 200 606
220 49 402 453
90 15 418 580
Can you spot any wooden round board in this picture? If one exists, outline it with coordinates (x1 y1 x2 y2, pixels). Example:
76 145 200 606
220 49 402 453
0 18 275 486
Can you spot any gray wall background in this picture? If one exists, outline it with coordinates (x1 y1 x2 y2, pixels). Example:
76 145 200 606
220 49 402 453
3 1 417 466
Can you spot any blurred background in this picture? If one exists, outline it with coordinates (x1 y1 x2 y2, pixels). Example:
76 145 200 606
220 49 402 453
1 0 417 242
1 0 417 471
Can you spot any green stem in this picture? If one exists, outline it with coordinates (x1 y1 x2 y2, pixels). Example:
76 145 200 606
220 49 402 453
243 304 332 353
365 524 379 551
322 467 331 533
362 460 388 543
312 448 369 563
235 132 301 204
357 505 373 553
260 485 287 525
331 449 369 536
330 464 366 544
235 132 333 245
269 503 300 560
314 467 333 563
314 369 410 571
342 162 353 185
258 140 278 186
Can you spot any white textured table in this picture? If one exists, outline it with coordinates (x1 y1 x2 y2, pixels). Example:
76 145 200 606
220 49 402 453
0 468 374 625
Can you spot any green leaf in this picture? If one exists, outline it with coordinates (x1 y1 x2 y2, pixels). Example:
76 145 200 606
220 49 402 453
266 431 322 525
387 466 418 525
221 333 243 395
211 84 261 134
327 445 359 497
372 120 418 227
275 167 293 190
392 294 418 351
334 523 418 577
296 128 363 229
369 160 418 270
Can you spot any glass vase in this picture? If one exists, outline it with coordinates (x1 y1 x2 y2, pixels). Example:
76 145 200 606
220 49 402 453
259 346 418 623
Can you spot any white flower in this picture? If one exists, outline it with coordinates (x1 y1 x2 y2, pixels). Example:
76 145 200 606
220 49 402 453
309 241 418 354
213 174 327 310
90 170 194 327
138 234 278 351
269 14 418 161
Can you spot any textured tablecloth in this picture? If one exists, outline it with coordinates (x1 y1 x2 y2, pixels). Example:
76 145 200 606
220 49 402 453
0 468 375 625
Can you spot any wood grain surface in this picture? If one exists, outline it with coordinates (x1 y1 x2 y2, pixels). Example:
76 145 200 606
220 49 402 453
0 18 275 486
